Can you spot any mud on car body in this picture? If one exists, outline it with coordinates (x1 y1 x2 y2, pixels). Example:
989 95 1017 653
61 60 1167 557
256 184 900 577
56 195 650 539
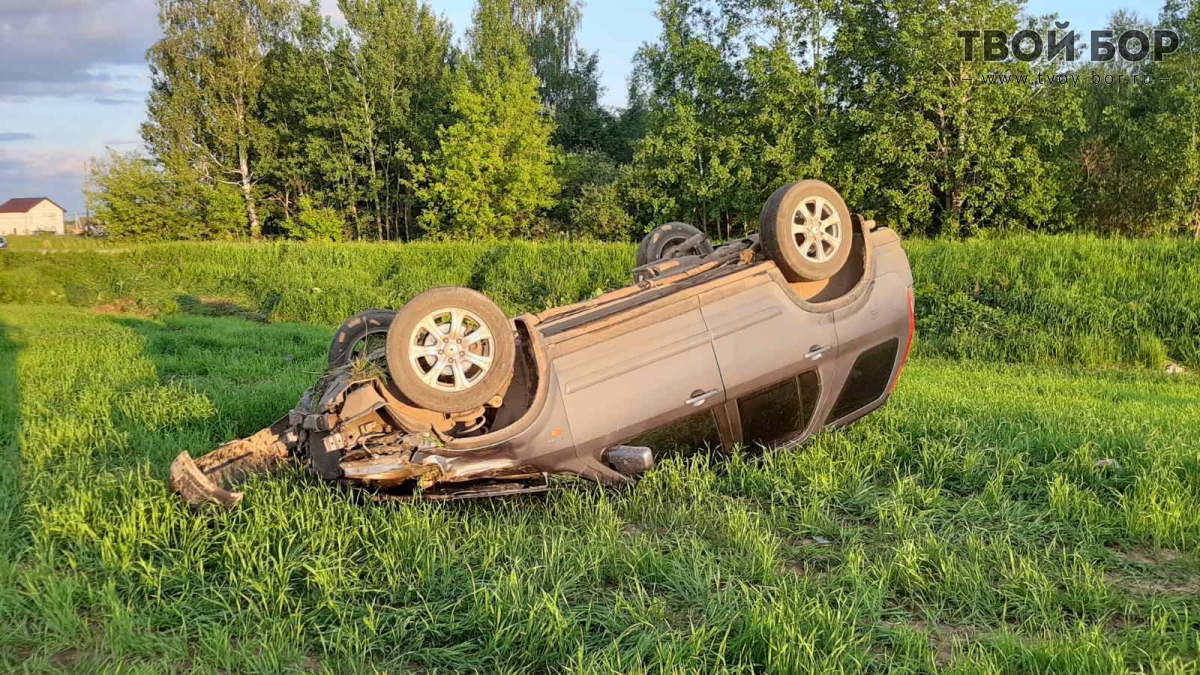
171 181 915 507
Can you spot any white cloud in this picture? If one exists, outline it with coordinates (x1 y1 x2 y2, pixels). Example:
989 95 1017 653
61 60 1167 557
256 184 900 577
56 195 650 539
0 147 89 210
0 0 159 100
0 147 89 181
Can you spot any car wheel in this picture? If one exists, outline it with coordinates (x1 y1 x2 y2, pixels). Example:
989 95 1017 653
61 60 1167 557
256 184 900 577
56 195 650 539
328 309 397 368
385 287 516 413
636 222 715 267
759 180 853 282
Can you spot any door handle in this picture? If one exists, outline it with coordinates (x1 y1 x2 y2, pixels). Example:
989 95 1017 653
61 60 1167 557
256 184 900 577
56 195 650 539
806 344 832 361
685 389 719 407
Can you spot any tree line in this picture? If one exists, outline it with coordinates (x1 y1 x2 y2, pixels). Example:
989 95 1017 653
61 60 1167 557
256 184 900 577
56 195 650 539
87 0 1200 241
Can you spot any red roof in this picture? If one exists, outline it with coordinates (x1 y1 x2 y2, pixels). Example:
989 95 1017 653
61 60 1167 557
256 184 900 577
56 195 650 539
0 197 66 214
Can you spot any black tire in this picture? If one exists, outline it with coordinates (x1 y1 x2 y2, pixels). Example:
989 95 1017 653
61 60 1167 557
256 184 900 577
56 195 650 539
635 222 715 267
328 309 397 368
759 180 853 282
386 287 515 413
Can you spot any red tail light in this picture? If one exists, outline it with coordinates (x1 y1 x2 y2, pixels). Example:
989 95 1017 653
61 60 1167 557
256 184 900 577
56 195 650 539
889 287 915 393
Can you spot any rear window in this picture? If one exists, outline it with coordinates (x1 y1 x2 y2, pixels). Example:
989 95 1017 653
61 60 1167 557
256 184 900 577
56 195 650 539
827 339 899 423
739 371 821 449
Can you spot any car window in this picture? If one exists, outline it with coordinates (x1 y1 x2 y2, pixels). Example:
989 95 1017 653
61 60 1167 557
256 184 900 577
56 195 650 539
738 371 821 449
826 338 899 423
626 409 722 456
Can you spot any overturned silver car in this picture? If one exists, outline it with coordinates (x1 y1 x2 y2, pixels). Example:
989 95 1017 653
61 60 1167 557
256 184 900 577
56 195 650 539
170 181 915 507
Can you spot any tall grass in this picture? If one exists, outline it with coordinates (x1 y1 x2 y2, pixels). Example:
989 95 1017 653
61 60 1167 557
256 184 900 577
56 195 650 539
2 306 1198 671
1 235 113 252
907 235 1200 369
1 234 1197 368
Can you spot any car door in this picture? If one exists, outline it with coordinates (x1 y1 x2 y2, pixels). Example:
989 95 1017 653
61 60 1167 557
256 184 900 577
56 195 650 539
552 297 726 455
699 274 838 448
824 233 913 425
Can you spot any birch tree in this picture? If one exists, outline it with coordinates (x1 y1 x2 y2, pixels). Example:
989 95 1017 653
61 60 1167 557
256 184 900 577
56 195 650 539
143 0 298 239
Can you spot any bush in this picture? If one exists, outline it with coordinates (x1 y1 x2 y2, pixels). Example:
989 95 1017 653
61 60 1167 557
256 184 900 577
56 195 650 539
86 150 249 240
551 151 632 240
281 196 345 242
569 183 634 241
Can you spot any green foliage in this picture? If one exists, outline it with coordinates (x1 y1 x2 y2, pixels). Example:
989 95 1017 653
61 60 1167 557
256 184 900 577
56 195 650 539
826 0 1085 236
479 0 624 159
569 183 635 241
86 150 247 240
91 0 1200 241
281 195 345 241
1065 3 1200 237
85 151 187 240
626 0 831 240
143 0 298 238
549 150 630 238
905 235 1200 368
416 4 559 239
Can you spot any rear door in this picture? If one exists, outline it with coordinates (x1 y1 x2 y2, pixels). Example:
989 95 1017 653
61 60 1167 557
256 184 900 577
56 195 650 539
553 297 726 454
699 274 838 447
824 234 913 425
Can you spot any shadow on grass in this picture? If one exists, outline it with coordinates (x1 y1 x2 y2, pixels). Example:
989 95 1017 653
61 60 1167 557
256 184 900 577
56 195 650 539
104 313 330 468
0 317 24 552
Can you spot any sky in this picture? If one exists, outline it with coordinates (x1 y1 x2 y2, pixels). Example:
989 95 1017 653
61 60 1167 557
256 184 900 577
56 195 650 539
0 0 1149 214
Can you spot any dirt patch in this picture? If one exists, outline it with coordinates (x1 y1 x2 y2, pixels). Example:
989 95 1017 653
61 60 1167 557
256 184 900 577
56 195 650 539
883 619 980 666
1104 546 1198 598
781 559 806 575
176 295 267 322
780 552 836 577
1110 545 1180 566
92 298 156 317
49 648 83 668
1108 573 1200 597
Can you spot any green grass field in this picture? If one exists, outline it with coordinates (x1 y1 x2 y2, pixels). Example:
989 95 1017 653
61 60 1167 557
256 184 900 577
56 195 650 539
2 309 1200 671
1 237 1199 672
2 234 1198 369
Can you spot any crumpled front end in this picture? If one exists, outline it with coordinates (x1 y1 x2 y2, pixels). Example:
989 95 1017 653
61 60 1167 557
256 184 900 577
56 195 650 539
169 364 548 509
169 417 299 509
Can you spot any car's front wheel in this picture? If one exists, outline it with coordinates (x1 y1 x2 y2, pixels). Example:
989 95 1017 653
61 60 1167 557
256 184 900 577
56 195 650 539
385 287 515 413
759 180 853 282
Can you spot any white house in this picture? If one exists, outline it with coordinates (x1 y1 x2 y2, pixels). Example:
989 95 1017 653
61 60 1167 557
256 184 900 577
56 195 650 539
0 197 66 235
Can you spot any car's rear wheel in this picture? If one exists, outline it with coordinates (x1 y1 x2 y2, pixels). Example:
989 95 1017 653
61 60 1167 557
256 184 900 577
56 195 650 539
328 309 396 368
385 287 515 413
759 181 853 282
636 222 714 267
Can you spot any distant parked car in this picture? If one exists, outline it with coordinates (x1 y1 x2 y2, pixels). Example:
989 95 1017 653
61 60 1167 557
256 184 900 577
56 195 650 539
0 236 7 250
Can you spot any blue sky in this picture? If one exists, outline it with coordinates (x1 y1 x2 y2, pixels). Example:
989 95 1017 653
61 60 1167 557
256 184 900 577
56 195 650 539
0 0 1151 214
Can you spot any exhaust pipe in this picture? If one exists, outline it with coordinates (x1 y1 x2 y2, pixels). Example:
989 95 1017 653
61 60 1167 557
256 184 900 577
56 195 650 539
603 445 655 475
